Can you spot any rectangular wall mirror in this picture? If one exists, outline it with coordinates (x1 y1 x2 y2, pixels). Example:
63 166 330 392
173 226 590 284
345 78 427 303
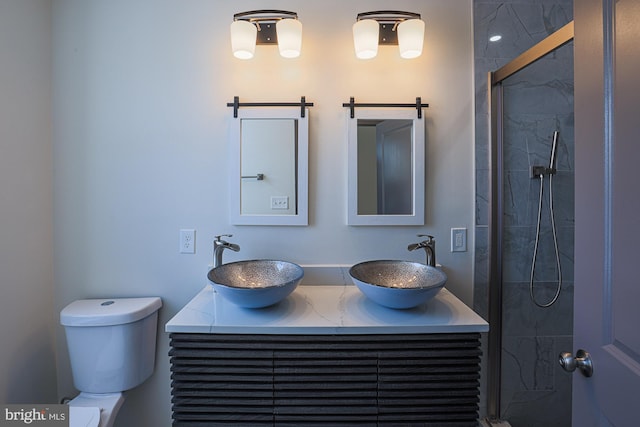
230 108 308 225
347 109 425 225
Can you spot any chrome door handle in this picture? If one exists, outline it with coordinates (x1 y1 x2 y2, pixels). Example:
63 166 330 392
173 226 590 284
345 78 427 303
559 349 593 377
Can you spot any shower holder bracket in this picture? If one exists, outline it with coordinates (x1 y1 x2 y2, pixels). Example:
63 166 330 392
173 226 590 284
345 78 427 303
530 165 556 178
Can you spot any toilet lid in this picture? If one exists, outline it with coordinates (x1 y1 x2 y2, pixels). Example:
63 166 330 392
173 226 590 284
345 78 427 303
61 297 162 326
69 406 101 427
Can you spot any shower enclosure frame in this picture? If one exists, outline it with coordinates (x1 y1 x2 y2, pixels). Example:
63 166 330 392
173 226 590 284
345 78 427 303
486 21 574 422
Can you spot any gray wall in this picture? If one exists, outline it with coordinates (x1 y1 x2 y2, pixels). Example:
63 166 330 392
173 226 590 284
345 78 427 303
0 0 57 404
473 1 574 425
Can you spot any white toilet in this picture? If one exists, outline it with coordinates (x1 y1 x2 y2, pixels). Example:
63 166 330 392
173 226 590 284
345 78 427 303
60 297 162 427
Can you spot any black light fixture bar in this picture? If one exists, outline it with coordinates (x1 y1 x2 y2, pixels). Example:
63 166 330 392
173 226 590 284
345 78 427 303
233 9 297 21
342 97 427 119
356 11 422 45
227 96 314 118
233 10 298 45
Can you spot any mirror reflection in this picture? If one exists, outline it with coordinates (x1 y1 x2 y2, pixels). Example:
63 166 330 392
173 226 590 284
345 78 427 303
230 108 308 226
357 119 413 215
347 108 424 226
240 119 298 216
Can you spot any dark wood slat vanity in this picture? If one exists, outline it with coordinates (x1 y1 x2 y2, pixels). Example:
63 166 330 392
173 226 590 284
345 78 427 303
166 282 488 426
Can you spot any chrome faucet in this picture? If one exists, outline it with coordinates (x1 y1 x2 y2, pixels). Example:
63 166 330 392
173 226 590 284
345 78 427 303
213 234 240 268
408 234 436 266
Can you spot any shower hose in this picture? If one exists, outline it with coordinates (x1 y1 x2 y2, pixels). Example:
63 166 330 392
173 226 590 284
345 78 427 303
530 141 563 308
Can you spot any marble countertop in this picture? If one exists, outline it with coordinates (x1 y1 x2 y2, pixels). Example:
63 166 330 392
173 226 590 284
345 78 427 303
165 282 489 335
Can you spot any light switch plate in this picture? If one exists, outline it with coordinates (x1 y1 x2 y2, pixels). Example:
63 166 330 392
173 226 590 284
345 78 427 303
451 227 467 252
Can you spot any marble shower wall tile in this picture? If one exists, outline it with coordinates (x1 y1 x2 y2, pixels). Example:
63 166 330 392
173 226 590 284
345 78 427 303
503 113 575 173
504 86 573 122
502 224 574 283
475 2 573 61
502 281 574 337
475 110 490 171
500 335 573 427
476 169 490 226
501 335 556 392
474 226 490 320
503 169 575 229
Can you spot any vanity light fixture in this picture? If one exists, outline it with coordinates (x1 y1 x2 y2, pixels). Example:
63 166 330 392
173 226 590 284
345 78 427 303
353 11 425 59
230 10 302 59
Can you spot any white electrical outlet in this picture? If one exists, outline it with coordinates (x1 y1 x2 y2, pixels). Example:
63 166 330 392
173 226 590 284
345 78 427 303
271 196 289 210
179 229 196 254
451 227 467 252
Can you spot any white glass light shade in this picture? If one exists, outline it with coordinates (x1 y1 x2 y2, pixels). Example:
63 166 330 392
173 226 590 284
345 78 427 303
276 19 302 58
230 20 257 59
353 19 379 59
397 19 425 59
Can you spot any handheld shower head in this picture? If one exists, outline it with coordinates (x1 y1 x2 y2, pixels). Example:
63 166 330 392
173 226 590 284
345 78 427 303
549 131 559 171
530 131 561 179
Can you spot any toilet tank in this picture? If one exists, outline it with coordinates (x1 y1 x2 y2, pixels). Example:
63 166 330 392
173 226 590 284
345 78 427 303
60 297 162 394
